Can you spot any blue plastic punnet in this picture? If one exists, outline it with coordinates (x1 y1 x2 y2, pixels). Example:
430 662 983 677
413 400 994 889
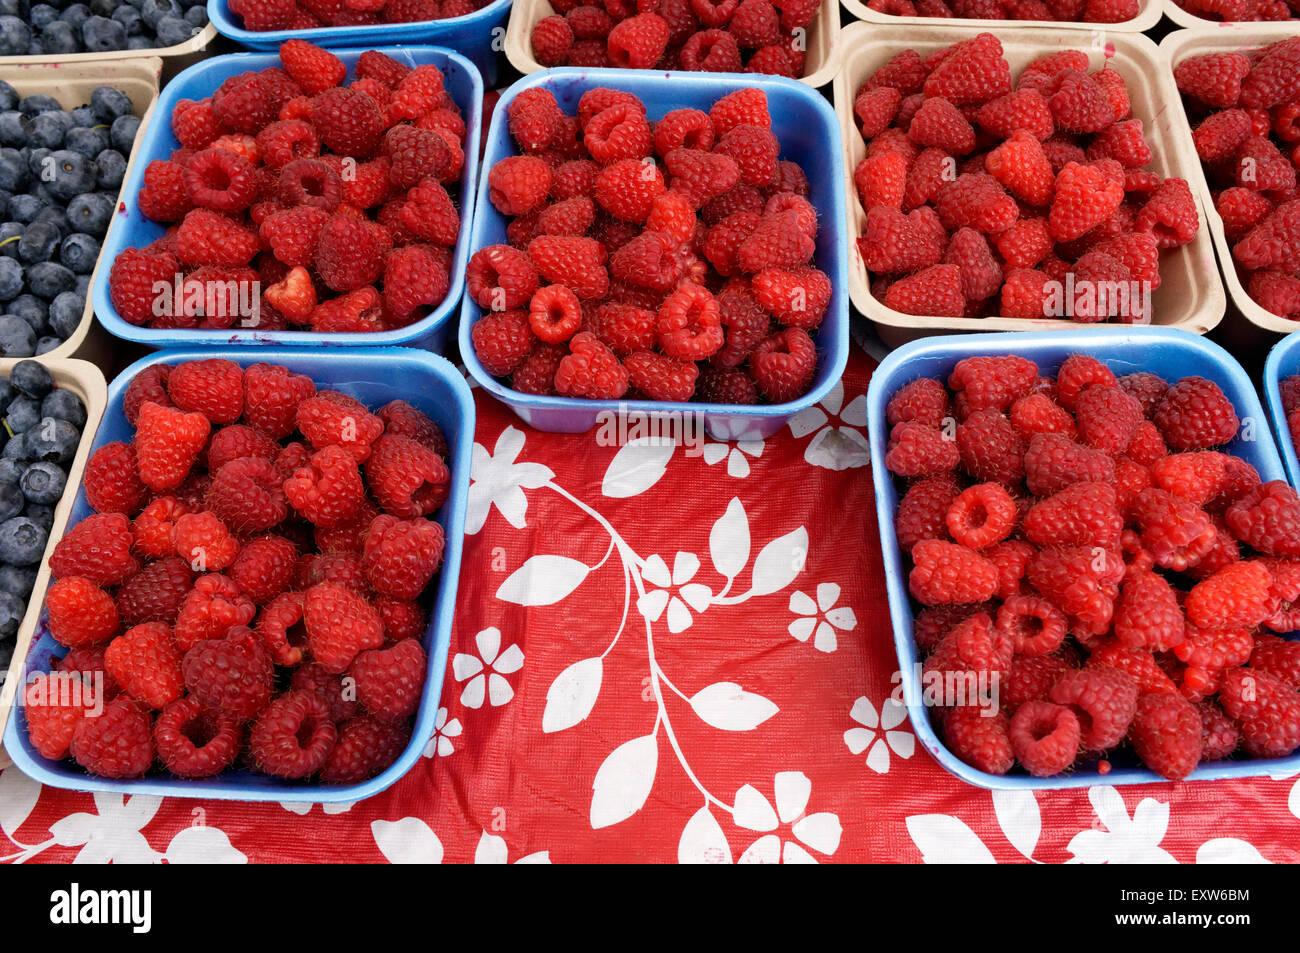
867 326 1298 790
91 46 481 352
459 68 849 443
1264 331 1300 487
4 347 473 803
207 0 511 85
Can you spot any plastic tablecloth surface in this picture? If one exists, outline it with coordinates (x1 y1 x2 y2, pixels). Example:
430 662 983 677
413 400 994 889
3 343 1300 864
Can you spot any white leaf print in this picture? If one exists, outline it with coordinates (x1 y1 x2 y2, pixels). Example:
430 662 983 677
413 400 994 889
475 831 509 864
906 814 996 864
165 826 247 864
590 734 658 830
992 789 1041 860
1290 778 1300 820
496 555 590 606
689 682 778 732
709 497 750 580
372 818 443 864
0 766 40 839
747 526 809 597
542 657 603 734
1196 838 1270 864
601 438 675 498
678 806 732 864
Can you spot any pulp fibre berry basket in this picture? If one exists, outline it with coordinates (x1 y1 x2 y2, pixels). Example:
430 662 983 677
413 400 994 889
839 0 1161 31
0 24 217 71
0 357 107 748
207 0 512 86
90 45 483 352
867 326 1296 790
1160 0 1292 28
1263 330 1300 486
1161 25 1300 337
502 0 840 88
0 58 161 363
834 23 1226 349
459 68 849 442
1 346 474 803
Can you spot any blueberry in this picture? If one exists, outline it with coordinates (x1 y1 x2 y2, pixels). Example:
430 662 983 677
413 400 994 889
0 152 25 194
66 191 112 235
81 15 125 52
0 82 15 113
5 395 37 433
65 126 108 160
24 417 79 463
73 274 90 298
1 434 24 458
40 389 84 426
0 17 31 56
20 461 65 504
30 112 73 151
94 149 125 190
24 504 52 532
89 0 115 14
7 192 40 224
0 0 19 17
0 226 18 260
17 221 59 264
26 263 75 300
0 316 34 357
48 292 83 340
140 0 181 26
8 296 46 334
0 379 12 406
90 86 132 124
110 114 139 154
60 3 90 28
11 361 53 399
183 4 205 26
34 336 60 354
0 459 20 484
0 481 21 521
38 19 79 54
25 146 50 179
0 258 20 302
69 104 96 128
0 591 21 638
0 111 27 148
112 3 142 32
46 0 73 11
30 3 59 28
44 151 94 202
126 35 150 49
32 206 68 238
0 517 47 566
156 14 192 46
18 95 62 117
59 233 99 274
27 40 43 55
0 564 36 600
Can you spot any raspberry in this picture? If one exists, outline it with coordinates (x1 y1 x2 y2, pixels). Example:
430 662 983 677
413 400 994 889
956 410 1025 486
907 97 976 155
385 126 452 191
365 435 449 518
538 196 597 237
710 88 769 136
116 557 193 626
1251 633 1300 688
348 638 427 722
1192 110 1250 164
607 12 670 68
172 99 223 150
887 378 949 429
933 173 1018 234
203 457 288 535
1235 200 1300 273
314 214 386 294
1049 665 1138 750
527 236 610 299
1117 372 1167 419
83 442 146 516
1197 700 1239 762
24 672 99 760
374 596 427 645
884 264 965 317
749 327 816 402
1153 377 1239 451
169 512 239 573
321 716 409 784
1027 545 1125 636
1217 187 1273 240
50 514 138 587
70 697 154 779
304 582 385 673
1056 354 1117 411
46 577 119 648
1009 700 1080 777
942 706 1013 775
181 626 274 722
855 150 908 211
260 207 330 268
256 119 321 171
312 86 385 156
467 245 540 311
715 124 779 188
138 160 194 224
211 73 278 136
301 552 371 597
859 207 942 274
942 228 1001 304
1220 666 1300 758
512 342 566 395
996 595 1067 657
945 483 1015 549
277 158 342 212
585 103 653 165
975 89 1054 142
532 15 575 67
854 87 902 140
249 691 337 778
1132 488 1217 571
1239 37 1300 110
183 148 259 215
1049 161 1124 241
987 539 1034 599
666 148 741 209
109 249 181 326
296 392 384 461
173 573 257 654
153 695 242 779
948 355 1037 414
165 359 243 425
1127 691 1202 780
908 539 999 606
472 310 537 377
1135 178 1198 250
593 159 665 224
105 622 185 710
376 400 446 457
284 445 367 528
1113 570 1184 652
925 611 1012 682
1186 560 1274 630
885 422 960 478
1073 385 1143 455
1003 653 1076 709
985 131 1054 207
1010 393 1075 439
306 281 381 334
207 425 279 473
651 283 720 361
175 208 260 268
280 40 345 96
1024 483 1122 549
235 362 315 442
552 331 629 399
1175 51 1251 108
1023 433 1115 497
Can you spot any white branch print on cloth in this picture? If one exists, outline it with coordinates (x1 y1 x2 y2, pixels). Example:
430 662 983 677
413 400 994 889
453 627 525 709
844 696 914 774
787 380 870 471
789 582 858 653
472 426 822 846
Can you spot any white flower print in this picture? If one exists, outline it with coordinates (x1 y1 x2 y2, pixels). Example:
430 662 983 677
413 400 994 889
636 551 712 634
787 582 857 653
466 426 554 535
453 627 525 709
474 830 551 864
844 696 914 773
787 380 870 471
423 706 463 758
1067 786 1177 864
48 792 162 864
280 801 355 816
733 772 842 864
700 439 764 478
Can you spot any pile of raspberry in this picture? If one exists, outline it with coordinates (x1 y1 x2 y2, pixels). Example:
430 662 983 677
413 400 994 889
106 42 466 334
230 0 492 31
863 0 1136 18
1171 0 1298 21
1280 374 1300 452
23 358 450 784
854 34 1199 322
468 86 826 404
1176 39 1300 320
528 0 818 78
886 353 1300 780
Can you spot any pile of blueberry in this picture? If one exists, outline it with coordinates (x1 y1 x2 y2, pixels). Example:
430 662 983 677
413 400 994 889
0 0 208 56
0 360 85 678
0 81 139 357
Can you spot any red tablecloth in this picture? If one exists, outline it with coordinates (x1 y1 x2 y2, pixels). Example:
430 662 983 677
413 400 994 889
3 343 1300 864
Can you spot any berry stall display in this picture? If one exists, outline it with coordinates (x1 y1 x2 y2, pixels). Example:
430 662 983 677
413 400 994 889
0 360 86 679
1175 37 1300 322
1170 0 1298 21
21 358 451 783
883 351 1300 781
0 0 209 56
105 42 469 335
467 86 829 404
856 0 1143 19
0 80 140 356
227 0 494 31
849 33 1199 323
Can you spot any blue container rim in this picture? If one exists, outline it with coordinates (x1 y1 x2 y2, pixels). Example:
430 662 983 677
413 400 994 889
207 0 512 46
458 66 850 422
3 346 475 803
90 45 483 349
1264 331 1300 488
867 326 1298 790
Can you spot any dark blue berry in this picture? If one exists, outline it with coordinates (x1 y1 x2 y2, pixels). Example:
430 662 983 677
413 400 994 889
0 147 26 191
66 191 112 235
90 86 132 123
24 417 79 463
0 82 16 113
18 95 61 117
20 461 65 504
1 435 24 459
110 114 139 154
0 16 31 56
0 112 28 148
0 564 37 600
45 150 97 202
0 258 21 302
81 15 126 52
155 14 192 46
30 112 72 150
4 395 37 433
126 35 150 49
11 361 54 399
26 263 75 300
24 504 53 532
0 481 21 521
0 315 34 357
17 220 59 264
7 192 41 223
25 147 50 179
34 336 60 355
38 19 79 54
73 274 90 298
60 3 91 29
183 4 205 26
141 0 181 27
0 460 20 484
89 0 116 15
65 126 109 160
0 591 22 637
7 296 47 334
48 292 83 340
69 105 96 128
33 206 68 237
0 516 48 566
40 389 85 426
95 149 126 189
30 4 59 29
112 3 143 32
59 233 99 274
